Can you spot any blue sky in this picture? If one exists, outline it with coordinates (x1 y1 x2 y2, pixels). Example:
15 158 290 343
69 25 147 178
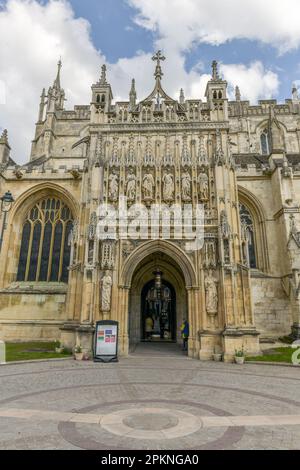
68 0 299 102
0 0 300 162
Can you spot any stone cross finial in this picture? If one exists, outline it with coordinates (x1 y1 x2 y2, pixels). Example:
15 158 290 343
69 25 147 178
100 64 107 85
212 60 220 80
152 50 166 80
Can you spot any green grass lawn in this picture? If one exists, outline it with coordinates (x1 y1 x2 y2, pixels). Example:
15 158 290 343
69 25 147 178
5 342 72 362
246 347 297 364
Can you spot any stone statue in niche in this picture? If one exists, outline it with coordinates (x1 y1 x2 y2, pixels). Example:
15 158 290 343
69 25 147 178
143 172 155 200
108 171 119 201
181 171 191 201
126 169 136 201
163 172 174 201
198 169 209 202
220 210 231 238
204 240 217 269
205 270 218 320
101 271 113 312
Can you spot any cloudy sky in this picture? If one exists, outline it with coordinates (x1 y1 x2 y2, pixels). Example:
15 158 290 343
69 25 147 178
0 0 300 163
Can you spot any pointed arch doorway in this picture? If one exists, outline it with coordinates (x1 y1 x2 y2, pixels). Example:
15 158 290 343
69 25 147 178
128 251 188 347
141 276 177 342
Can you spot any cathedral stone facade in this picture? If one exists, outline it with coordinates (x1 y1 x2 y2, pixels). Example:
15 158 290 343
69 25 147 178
1 52 300 361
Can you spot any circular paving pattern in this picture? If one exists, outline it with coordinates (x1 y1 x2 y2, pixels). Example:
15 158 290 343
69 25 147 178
101 407 201 439
1 345 300 450
124 411 178 431
58 399 245 450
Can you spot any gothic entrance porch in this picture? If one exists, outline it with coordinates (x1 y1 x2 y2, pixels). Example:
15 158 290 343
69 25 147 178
141 274 176 342
126 248 190 349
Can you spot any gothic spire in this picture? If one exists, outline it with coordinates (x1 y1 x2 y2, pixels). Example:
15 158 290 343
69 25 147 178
235 86 241 102
180 88 185 104
0 129 11 164
129 79 137 108
99 64 107 85
38 88 46 122
292 83 299 101
211 60 220 81
0 129 9 145
53 58 62 90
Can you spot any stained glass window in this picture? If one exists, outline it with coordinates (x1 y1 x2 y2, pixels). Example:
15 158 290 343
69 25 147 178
239 204 257 269
260 129 271 155
17 198 74 282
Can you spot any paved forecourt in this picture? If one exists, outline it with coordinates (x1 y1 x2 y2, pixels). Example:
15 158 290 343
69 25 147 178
0 343 300 450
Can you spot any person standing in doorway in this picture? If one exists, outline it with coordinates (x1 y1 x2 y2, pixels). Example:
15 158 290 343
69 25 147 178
145 315 154 340
181 319 189 352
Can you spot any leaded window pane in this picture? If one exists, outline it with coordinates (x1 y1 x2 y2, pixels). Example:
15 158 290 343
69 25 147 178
61 221 72 283
50 222 63 282
17 221 31 281
28 222 41 281
39 221 52 281
239 204 257 269
17 197 73 283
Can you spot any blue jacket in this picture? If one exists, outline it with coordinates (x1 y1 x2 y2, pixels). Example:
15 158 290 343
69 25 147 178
181 321 189 338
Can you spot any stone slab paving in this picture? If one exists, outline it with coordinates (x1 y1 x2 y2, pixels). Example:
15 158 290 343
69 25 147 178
0 343 299 450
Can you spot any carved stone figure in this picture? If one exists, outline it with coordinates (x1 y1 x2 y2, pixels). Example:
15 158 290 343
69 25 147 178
220 210 231 238
126 169 136 201
163 172 174 201
181 171 191 201
108 171 119 201
143 173 155 200
205 270 218 315
198 170 209 201
204 240 217 269
101 271 113 312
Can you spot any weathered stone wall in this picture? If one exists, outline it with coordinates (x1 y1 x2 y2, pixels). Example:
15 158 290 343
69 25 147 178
251 276 292 337
0 286 67 341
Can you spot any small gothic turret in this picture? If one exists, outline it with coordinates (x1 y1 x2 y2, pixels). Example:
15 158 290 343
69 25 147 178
292 83 299 102
129 79 137 110
46 59 66 113
91 64 113 123
0 129 11 164
235 86 241 102
205 60 228 121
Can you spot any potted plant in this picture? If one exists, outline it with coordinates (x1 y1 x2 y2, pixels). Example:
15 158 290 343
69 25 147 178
74 345 83 361
54 340 63 354
213 346 223 362
234 348 245 364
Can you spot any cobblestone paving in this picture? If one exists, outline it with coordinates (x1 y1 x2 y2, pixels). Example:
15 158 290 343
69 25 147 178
0 343 300 450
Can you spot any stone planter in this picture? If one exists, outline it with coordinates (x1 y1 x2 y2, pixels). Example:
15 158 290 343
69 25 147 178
235 356 245 365
74 352 84 361
213 353 222 362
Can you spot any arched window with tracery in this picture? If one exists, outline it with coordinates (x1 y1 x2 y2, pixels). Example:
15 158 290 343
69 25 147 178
239 203 257 269
17 197 74 283
260 128 271 155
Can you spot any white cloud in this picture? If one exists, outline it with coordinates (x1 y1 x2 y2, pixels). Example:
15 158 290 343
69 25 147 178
0 0 102 163
0 0 282 164
221 62 280 103
128 0 300 54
